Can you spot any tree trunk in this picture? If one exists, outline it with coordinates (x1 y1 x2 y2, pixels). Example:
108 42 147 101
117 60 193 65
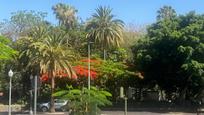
179 75 192 104
50 71 55 112
103 49 106 60
139 88 144 101
179 86 187 104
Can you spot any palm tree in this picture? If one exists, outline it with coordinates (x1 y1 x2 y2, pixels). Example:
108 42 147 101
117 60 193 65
86 6 124 60
157 6 176 20
52 3 78 29
27 27 76 112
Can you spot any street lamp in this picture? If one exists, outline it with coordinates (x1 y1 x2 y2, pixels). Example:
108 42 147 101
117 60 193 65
8 69 13 115
120 86 128 115
88 41 94 90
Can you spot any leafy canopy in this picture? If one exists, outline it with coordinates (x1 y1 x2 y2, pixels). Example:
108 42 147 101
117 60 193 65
0 36 17 60
133 8 204 100
54 86 112 115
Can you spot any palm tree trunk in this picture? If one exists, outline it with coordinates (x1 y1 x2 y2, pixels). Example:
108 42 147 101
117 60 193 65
50 71 55 112
103 49 106 60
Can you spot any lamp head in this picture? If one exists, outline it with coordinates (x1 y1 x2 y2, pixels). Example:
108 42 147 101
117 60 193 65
8 69 13 77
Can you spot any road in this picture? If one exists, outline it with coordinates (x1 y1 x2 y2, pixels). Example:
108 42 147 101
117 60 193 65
0 111 199 115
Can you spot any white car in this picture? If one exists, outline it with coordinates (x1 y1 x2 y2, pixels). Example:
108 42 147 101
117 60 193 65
38 99 68 112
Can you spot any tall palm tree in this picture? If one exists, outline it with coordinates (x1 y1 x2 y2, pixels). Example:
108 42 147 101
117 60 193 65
157 6 176 20
52 3 78 29
86 6 124 60
27 27 76 112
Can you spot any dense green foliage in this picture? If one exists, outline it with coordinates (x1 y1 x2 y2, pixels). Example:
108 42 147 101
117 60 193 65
133 7 204 102
54 86 112 115
0 36 17 60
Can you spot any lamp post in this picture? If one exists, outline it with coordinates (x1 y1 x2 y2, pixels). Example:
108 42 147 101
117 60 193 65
8 69 13 115
120 86 128 115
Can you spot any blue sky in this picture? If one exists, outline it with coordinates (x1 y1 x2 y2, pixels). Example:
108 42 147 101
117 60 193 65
1 0 204 25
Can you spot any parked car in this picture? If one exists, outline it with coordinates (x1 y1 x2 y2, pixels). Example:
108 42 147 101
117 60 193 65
38 99 68 112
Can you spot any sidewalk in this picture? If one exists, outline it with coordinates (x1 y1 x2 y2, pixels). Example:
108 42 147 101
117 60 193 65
0 112 68 115
0 111 198 115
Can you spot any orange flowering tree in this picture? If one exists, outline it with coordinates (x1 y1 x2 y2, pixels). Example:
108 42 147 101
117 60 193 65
41 58 140 86
40 59 100 85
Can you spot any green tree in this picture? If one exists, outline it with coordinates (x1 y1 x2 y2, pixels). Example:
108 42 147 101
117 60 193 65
157 5 176 20
66 29 88 56
52 3 78 29
0 10 47 40
54 86 112 115
27 27 77 112
86 6 124 60
0 35 18 103
120 24 145 61
133 9 204 102
12 26 50 102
